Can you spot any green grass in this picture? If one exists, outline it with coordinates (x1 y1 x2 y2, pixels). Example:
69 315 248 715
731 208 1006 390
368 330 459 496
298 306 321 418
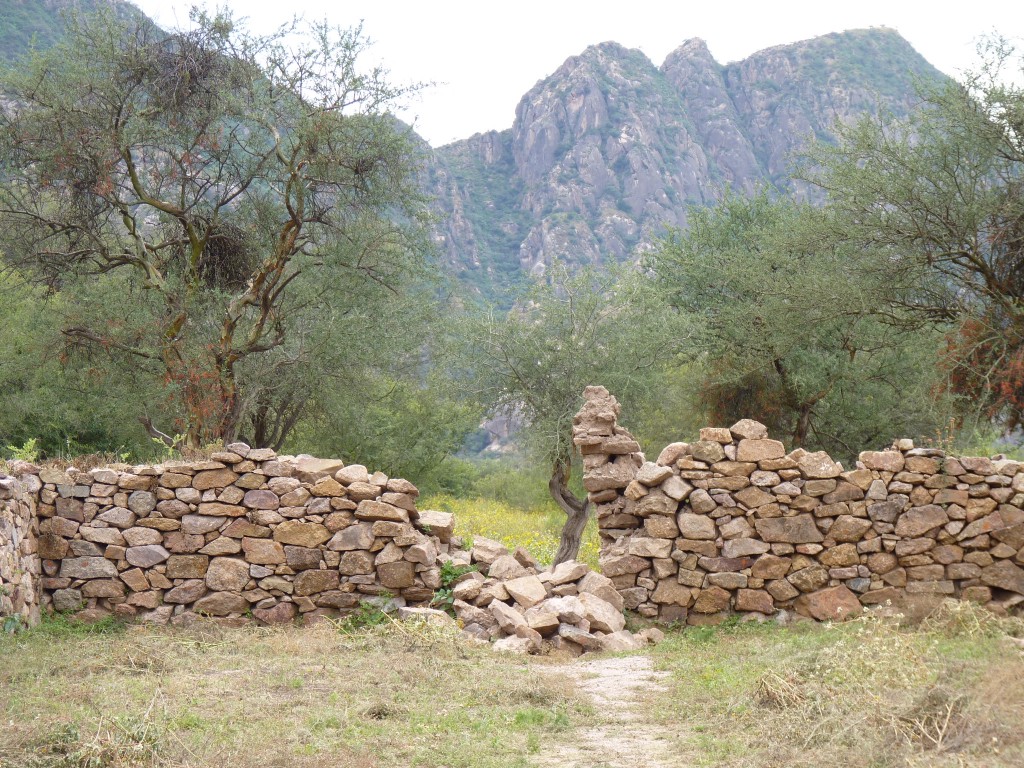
422 493 600 567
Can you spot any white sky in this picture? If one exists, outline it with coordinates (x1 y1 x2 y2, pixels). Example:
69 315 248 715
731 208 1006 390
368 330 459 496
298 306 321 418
132 1 1024 147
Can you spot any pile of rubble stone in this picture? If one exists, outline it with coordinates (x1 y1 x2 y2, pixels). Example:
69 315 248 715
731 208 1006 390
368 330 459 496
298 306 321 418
441 536 661 655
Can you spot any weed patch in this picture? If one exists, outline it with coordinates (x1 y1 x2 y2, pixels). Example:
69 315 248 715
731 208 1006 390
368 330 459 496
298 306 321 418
649 604 1024 767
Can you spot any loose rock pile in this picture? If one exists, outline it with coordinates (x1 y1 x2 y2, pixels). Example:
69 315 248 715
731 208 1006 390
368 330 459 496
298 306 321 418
447 537 662 654
574 386 1024 624
8 446 453 625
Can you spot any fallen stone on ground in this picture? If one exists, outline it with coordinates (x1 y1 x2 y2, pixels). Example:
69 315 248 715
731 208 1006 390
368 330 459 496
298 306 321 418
451 550 660 656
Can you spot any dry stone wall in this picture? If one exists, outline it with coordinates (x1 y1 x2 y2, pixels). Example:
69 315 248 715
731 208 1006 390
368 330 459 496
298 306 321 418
0 472 41 627
7 445 457 626
573 386 1024 624
2 442 653 656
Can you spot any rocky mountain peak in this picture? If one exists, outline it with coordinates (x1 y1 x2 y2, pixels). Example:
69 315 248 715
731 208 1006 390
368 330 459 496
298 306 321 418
432 27 947 298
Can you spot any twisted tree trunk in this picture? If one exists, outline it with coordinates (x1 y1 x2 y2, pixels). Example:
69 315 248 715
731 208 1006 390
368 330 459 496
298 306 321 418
549 453 590 565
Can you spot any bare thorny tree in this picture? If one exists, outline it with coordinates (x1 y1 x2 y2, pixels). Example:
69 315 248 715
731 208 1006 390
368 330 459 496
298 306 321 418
0 8 429 448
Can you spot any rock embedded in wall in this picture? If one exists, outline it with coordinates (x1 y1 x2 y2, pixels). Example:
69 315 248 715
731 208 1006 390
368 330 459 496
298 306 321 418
574 386 1024 624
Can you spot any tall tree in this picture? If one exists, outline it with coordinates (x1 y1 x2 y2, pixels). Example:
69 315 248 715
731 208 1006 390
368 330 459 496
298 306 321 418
0 7 432 448
649 193 948 457
802 36 1024 432
461 264 677 563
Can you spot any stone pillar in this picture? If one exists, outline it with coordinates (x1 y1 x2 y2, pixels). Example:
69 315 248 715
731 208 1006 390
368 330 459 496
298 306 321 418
0 472 41 627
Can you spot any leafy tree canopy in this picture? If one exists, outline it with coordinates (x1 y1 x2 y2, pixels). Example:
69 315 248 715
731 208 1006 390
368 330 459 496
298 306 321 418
0 6 436 450
802 35 1024 432
458 263 681 561
649 192 949 458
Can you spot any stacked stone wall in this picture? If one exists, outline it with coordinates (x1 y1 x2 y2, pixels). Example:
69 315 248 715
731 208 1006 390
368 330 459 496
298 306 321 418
573 386 1024 624
9 444 455 626
0 472 41 626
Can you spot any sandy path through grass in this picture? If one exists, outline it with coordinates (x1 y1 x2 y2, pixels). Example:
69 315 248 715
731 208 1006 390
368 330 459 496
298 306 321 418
535 654 679 768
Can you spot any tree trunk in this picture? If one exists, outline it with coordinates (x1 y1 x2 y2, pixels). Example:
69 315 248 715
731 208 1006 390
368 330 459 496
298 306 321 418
793 405 812 448
548 454 590 566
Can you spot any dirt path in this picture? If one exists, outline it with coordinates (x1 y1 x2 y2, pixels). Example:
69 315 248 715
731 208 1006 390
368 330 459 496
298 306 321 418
535 654 678 768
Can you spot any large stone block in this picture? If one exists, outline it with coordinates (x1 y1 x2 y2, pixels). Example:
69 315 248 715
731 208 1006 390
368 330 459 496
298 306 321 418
599 554 649 577
787 564 829 593
798 452 842 479
417 510 454 542
895 505 949 538
692 586 731 613
628 537 673 559
981 560 1024 594
583 460 636 492
753 515 823 544
650 579 692 606
735 589 774 614
273 521 331 548
829 515 873 542
578 592 626 633
339 550 375 575
165 555 209 579
125 545 170 568
505 575 547 608
205 558 250 592
722 538 770 558
355 500 409 523
730 419 768 440
241 537 286 565
796 586 862 621
736 439 786 463
859 451 905 472
294 569 341 596
192 469 239 490
193 591 249 616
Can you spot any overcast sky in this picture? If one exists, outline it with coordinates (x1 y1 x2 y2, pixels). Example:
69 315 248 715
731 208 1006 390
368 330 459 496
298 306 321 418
132 1 1024 147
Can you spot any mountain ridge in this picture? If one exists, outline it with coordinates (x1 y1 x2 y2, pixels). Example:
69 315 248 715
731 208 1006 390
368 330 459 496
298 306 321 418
430 27 945 300
0 7 946 302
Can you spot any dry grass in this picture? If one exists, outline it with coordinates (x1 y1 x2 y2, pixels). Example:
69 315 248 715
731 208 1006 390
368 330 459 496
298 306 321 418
648 602 1024 767
0 617 590 768
4 601 1022 768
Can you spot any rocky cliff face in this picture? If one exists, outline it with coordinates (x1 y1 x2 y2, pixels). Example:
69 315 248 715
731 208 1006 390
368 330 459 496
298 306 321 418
431 28 944 297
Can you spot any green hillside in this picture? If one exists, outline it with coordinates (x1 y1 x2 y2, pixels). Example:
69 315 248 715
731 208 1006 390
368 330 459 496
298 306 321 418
0 0 141 61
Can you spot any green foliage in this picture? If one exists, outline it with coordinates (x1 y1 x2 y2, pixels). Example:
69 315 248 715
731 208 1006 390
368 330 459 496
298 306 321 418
430 560 478 616
801 35 1024 435
649 192 950 458
337 598 396 632
0 269 153 458
0 0 142 62
0 6 437 452
424 493 601 567
289 366 479 482
418 457 569 510
457 262 681 470
3 437 39 463
14 613 127 639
